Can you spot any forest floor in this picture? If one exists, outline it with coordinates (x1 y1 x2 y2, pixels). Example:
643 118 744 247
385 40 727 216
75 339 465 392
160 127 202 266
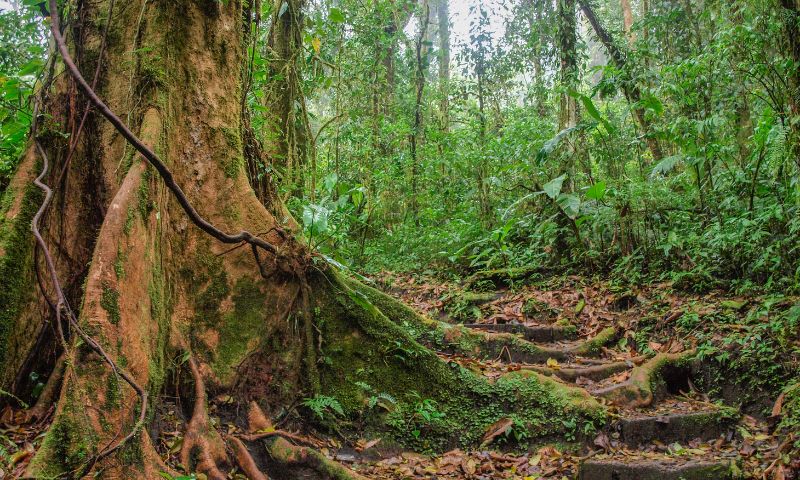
0 271 797 479
341 271 797 479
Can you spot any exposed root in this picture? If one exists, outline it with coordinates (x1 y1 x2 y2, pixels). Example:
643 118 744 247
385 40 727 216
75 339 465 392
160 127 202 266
593 351 694 408
181 356 228 480
228 436 269 480
523 355 647 382
247 402 368 480
450 326 618 364
22 353 65 423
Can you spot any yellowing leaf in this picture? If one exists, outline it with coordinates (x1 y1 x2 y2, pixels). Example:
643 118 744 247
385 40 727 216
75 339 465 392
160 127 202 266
312 37 321 54
546 358 560 369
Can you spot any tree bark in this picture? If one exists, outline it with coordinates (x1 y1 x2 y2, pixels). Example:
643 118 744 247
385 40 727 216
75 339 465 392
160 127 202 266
437 0 451 132
410 3 430 219
558 0 580 131
621 0 634 43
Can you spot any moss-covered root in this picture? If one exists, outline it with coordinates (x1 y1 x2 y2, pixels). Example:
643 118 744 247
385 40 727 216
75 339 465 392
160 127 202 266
352 277 617 362
594 351 695 408
228 436 269 480
523 355 647 383
500 369 605 413
182 356 228 480
247 402 368 480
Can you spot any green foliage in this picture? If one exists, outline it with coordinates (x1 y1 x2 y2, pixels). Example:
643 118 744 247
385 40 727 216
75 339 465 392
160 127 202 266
302 394 344 420
0 4 45 192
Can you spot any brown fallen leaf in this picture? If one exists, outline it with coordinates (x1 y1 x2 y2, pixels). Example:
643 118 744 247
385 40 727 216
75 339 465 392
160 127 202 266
481 417 514 446
593 431 612 451
355 437 381 452
461 457 477 475
772 392 785 417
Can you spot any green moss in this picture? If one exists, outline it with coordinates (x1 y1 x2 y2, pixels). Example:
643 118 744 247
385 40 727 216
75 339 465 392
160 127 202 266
210 277 268 382
123 205 136 236
27 387 97 477
220 127 243 178
147 244 171 396
0 182 42 382
100 282 122 325
137 172 151 220
192 250 230 325
222 156 244 178
312 270 607 453
114 247 127 279
136 47 167 92
573 327 617 356
105 373 121 409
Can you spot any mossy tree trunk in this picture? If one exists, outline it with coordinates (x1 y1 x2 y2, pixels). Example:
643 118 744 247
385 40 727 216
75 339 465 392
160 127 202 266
0 1 605 478
262 0 310 199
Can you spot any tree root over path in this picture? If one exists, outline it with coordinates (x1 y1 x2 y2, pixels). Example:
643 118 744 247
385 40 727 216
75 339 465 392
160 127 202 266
245 402 369 480
182 355 228 480
593 351 695 408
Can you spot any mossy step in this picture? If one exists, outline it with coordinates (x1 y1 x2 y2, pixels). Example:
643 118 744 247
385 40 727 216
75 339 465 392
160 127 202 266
579 456 737 480
461 323 578 342
523 357 643 382
476 327 616 364
614 409 738 447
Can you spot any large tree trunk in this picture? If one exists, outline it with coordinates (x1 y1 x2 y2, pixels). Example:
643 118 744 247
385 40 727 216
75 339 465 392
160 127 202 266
0 1 602 478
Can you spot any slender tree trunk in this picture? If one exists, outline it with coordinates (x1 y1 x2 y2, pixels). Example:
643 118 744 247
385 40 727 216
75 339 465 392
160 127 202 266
437 0 450 132
578 0 664 162
410 3 430 219
621 0 634 43
263 0 310 198
558 0 580 131
781 0 800 168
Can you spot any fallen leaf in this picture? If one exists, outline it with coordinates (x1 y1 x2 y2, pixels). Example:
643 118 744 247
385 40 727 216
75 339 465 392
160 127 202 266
461 457 476 475
772 392 785 417
481 417 514 446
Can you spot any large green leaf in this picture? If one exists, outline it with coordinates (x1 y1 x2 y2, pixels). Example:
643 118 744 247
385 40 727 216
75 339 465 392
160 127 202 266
569 89 615 133
650 155 683 179
536 126 580 164
543 174 566 200
329 7 345 23
585 181 606 201
557 193 581 219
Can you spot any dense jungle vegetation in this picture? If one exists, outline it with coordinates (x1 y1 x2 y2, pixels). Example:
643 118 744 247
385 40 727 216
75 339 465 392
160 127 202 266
0 0 799 478
2 1 799 289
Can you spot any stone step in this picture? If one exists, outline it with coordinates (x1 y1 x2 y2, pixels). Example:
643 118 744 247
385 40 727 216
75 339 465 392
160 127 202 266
614 408 738 447
579 455 737 480
461 322 577 342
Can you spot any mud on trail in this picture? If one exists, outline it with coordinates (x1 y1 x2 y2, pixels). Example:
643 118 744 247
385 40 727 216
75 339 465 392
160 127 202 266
1 270 798 479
